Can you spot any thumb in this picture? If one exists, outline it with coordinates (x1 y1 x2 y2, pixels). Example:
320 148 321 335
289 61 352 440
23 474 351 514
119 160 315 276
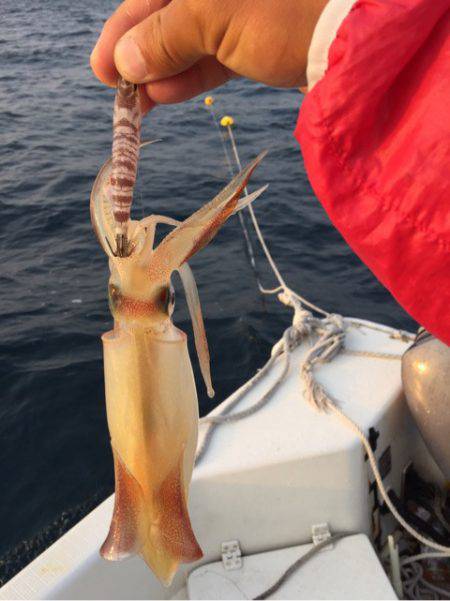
114 0 210 83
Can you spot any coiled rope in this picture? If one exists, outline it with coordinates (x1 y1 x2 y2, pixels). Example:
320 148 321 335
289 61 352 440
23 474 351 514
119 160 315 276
196 98 450 557
401 560 450 599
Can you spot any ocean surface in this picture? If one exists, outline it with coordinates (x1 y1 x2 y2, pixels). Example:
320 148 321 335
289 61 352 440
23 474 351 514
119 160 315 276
0 0 417 585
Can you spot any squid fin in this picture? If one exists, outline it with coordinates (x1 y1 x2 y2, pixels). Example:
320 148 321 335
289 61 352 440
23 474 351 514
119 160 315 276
101 449 202 586
141 452 203 586
177 263 214 398
100 450 144 561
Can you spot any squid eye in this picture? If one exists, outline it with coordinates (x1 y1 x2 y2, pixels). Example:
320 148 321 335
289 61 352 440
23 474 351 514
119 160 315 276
108 284 122 312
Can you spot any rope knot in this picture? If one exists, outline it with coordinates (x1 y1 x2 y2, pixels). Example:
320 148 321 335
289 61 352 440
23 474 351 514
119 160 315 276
299 313 346 412
324 313 345 334
278 289 313 335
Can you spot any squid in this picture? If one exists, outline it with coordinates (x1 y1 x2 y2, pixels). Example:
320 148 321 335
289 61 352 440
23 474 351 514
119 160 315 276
90 78 267 585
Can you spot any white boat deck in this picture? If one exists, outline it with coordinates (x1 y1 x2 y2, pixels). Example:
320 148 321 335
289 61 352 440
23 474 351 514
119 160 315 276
188 534 397 599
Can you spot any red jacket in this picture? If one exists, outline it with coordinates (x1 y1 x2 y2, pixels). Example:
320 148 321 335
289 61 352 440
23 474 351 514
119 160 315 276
296 0 450 344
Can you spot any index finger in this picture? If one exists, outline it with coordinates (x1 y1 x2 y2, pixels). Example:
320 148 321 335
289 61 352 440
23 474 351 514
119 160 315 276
91 0 171 87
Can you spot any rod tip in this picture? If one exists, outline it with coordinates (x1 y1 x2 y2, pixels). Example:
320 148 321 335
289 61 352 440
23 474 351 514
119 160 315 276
220 115 234 127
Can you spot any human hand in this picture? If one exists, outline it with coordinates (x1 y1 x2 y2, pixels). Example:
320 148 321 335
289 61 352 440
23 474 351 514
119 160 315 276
91 0 328 111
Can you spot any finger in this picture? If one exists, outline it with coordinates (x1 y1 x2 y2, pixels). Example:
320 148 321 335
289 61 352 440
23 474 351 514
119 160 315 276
90 0 171 87
114 0 218 83
138 85 157 114
144 57 234 104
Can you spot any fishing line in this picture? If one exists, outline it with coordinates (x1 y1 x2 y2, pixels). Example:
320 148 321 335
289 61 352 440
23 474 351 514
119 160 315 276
205 98 329 317
203 98 267 305
227 129 329 316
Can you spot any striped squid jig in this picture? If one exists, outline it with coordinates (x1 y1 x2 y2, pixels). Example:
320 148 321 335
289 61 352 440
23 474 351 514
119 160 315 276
90 77 267 585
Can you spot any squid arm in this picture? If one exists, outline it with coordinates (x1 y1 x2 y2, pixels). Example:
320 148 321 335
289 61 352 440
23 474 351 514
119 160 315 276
147 150 268 280
138 214 182 263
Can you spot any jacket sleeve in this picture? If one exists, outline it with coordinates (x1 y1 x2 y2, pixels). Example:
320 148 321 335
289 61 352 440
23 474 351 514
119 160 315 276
296 0 450 344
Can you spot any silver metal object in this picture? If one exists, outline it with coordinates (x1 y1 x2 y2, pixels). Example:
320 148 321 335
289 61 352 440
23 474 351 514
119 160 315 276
402 330 450 479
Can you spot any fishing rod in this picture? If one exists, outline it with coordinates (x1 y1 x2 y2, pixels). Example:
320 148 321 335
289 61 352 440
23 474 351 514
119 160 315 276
203 96 266 303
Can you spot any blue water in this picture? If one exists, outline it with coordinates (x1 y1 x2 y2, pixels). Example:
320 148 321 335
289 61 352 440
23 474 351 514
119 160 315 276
0 0 416 585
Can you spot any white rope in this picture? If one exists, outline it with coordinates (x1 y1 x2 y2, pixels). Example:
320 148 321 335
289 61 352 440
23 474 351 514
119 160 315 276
344 349 403 360
346 319 415 341
402 552 450 566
